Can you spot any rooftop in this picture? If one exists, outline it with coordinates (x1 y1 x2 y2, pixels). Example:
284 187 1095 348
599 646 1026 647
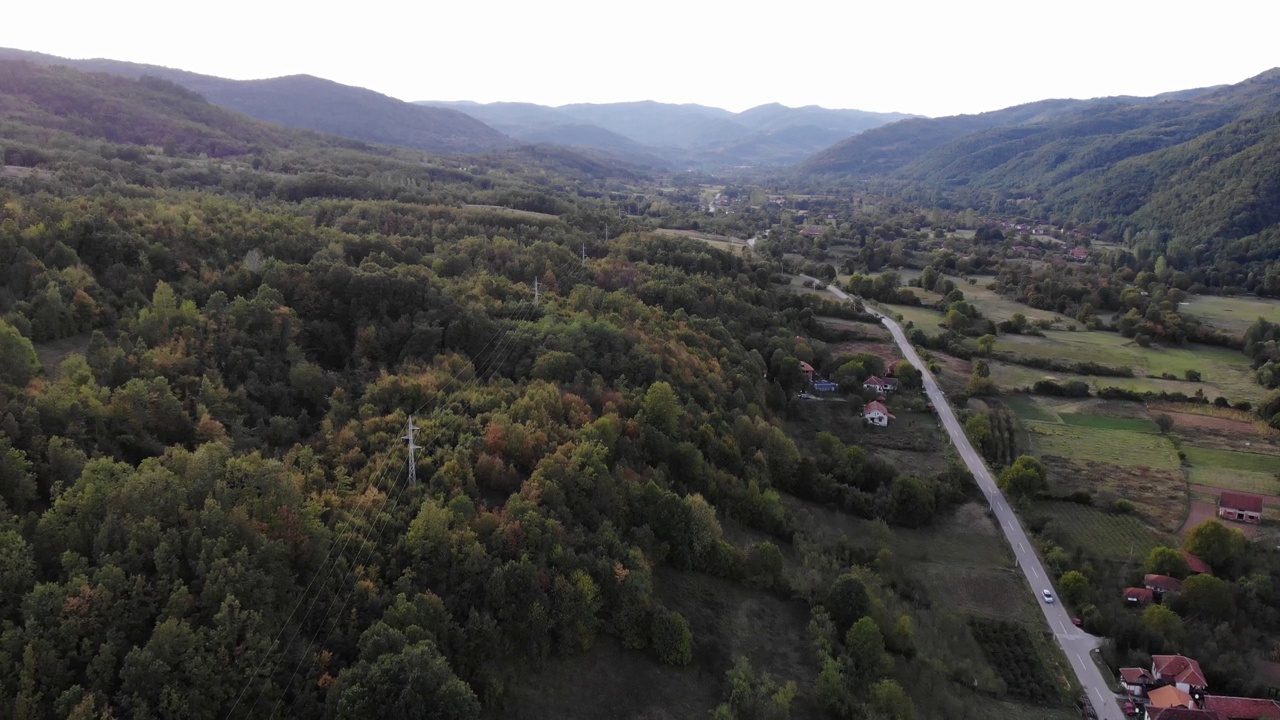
1219 491 1264 514
1153 654 1209 689
1203 695 1280 719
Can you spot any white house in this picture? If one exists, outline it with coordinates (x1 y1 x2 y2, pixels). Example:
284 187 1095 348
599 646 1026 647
862 401 895 427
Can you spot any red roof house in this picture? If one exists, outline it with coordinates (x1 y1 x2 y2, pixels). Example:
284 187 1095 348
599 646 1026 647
1145 574 1185 594
1203 696 1280 719
1124 587 1155 605
1219 492 1264 524
862 401 895 428
1152 654 1209 692
1121 667 1154 695
1069 246 1089 261
862 375 899 393
799 361 815 382
1148 685 1197 710
1182 551 1212 575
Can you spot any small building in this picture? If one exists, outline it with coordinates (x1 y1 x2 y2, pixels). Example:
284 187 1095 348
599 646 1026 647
863 375 899 393
1145 574 1184 596
1147 685 1196 712
1124 587 1155 606
799 226 824 238
1218 492 1263 524
862 401 895 427
1121 667 1155 695
1069 246 1089 261
1152 654 1209 694
799 361 815 383
1182 551 1212 575
813 379 839 393
1203 695 1280 719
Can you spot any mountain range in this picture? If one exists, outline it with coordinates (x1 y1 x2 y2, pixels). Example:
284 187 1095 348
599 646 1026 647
421 99 913 167
0 47 912 169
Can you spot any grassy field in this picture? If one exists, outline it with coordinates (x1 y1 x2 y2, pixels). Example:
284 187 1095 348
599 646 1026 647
1025 421 1179 469
1182 294 1280 336
879 303 950 337
956 277 1066 325
987 330 1262 401
1058 413 1159 433
1183 446 1280 496
1035 502 1168 561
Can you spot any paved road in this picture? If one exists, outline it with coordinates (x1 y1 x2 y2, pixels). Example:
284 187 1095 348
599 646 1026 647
809 279 1124 720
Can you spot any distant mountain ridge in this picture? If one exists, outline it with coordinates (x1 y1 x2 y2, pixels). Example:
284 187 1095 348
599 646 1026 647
420 99 916 167
0 47 509 154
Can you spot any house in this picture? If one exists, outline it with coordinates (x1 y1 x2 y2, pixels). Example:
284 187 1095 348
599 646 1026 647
1182 551 1212 575
1124 587 1155 606
863 376 899 393
1152 655 1208 694
813 379 839 393
1121 667 1155 695
862 401 895 427
1147 685 1196 712
1203 695 1280 719
1218 492 1263 524
1147 709 1226 720
799 226 824 238
799 361 815 383
1069 246 1089 261
1145 574 1185 595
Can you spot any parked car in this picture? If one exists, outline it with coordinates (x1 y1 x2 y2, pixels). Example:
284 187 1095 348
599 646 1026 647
1072 616 1082 627
1041 589 1054 603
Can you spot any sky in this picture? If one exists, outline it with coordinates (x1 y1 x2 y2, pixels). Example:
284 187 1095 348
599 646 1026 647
5 0 1279 117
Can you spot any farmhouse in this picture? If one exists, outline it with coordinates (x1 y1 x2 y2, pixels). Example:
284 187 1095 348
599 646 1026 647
1121 667 1155 695
1182 551 1212 575
1145 574 1185 596
799 361 815 383
862 375 899 393
1124 587 1155 606
1152 654 1208 693
1218 492 1263 524
1068 246 1089 261
862 401 895 427
1203 695 1280 719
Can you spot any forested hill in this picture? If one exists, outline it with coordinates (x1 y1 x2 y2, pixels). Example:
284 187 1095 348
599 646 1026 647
797 69 1280 292
0 47 510 153
0 54 996 719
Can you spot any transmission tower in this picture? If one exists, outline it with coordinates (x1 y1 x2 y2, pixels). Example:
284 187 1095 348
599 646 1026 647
403 415 418 487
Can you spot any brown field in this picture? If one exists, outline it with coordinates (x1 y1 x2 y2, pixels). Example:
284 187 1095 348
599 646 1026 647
829 339 900 364
1043 457 1188 532
818 317 891 341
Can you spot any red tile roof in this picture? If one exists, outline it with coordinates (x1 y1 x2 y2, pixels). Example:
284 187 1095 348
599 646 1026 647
863 401 889 416
1120 667 1153 683
1153 654 1209 688
1148 709 1227 720
1182 551 1212 575
1219 492 1264 514
1145 574 1185 593
1124 587 1155 603
799 360 815 374
1148 685 1196 709
1203 695 1280 719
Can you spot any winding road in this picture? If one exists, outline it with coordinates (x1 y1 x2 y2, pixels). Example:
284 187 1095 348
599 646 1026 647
808 278 1124 720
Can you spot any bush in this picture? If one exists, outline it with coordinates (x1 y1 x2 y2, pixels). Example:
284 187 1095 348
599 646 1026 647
651 607 693 666
1113 499 1136 514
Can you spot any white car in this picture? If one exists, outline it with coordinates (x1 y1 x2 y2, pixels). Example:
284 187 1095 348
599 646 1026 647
1042 589 1054 603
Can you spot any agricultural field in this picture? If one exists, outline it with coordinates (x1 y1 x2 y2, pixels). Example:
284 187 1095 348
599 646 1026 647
1006 395 1189 529
987 329 1262 401
1033 502 1168 562
1182 446 1280 496
987 359 1222 399
1024 421 1178 469
1181 293 1280 336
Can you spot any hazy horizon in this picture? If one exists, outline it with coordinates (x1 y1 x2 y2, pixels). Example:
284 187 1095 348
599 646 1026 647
4 0 1279 117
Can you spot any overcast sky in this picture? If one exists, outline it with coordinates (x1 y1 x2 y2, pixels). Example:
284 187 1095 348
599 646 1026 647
5 0 1278 116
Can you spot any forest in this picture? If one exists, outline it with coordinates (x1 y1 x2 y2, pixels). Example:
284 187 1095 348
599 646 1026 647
0 60 1039 720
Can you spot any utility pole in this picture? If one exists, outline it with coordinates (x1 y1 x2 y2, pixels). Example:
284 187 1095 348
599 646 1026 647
403 415 418 487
